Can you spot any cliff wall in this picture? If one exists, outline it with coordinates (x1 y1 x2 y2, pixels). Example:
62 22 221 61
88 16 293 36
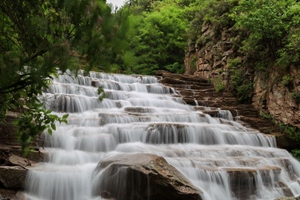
184 22 300 130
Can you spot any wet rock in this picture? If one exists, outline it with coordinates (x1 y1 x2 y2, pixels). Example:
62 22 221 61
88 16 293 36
0 166 27 189
226 166 281 199
124 107 156 113
93 153 202 200
275 195 300 200
0 189 26 200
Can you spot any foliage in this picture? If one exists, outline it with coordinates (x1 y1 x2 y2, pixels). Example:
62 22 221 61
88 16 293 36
214 75 225 92
291 149 300 161
278 123 300 160
14 106 69 154
0 0 130 153
276 3 300 68
188 55 198 72
281 74 293 88
291 91 300 104
259 111 273 120
119 1 189 74
227 59 253 102
97 87 106 101
126 0 154 13
187 0 237 46
279 123 300 142
232 0 300 69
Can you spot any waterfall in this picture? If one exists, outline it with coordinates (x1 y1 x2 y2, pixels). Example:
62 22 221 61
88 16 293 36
24 71 300 200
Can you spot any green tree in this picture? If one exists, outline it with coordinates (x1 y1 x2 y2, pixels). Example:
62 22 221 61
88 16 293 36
121 2 188 74
232 0 300 69
0 0 129 153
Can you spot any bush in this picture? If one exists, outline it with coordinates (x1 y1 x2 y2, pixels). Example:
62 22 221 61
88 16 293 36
214 75 225 92
291 92 300 104
282 74 293 88
279 123 300 141
291 149 300 161
227 58 253 102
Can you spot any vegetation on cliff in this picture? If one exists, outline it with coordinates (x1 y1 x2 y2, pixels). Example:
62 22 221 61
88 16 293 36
184 0 300 158
186 0 300 100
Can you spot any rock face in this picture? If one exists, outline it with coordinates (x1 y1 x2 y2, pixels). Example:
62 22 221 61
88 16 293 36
93 153 202 200
184 21 300 131
252 68 300 129
184 22 238 81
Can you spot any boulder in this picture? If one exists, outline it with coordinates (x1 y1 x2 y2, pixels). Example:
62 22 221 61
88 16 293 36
93 153 202 200
7 154 32 167
0 166 27 189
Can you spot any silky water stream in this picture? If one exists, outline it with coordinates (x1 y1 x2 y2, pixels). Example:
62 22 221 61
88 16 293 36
24 71 300 200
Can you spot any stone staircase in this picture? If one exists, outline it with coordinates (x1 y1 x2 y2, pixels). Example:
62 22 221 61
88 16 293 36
156 71 298 150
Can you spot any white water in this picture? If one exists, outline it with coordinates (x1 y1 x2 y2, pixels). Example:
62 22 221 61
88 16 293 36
25 71 300 200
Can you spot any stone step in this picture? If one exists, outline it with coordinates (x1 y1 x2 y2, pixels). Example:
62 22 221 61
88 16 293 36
158 72 288 150
157 71 208 84
191 84 215 90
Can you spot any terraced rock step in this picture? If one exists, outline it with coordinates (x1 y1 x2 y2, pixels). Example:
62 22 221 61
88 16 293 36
156 71 298 150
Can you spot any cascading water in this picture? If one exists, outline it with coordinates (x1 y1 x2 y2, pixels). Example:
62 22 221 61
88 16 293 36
24 71 300 200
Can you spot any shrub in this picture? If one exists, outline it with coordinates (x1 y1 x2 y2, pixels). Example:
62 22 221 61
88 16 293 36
291 91 300 104
282 74 293 88
227 58 253 102
291 149 300 161
279 123 300 141
214 75 225 92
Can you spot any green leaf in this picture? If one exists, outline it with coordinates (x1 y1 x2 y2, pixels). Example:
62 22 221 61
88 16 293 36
48 128 53 135
51 123 56 130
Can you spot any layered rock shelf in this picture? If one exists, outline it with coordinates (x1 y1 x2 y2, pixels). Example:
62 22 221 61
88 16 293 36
156 70 299 151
